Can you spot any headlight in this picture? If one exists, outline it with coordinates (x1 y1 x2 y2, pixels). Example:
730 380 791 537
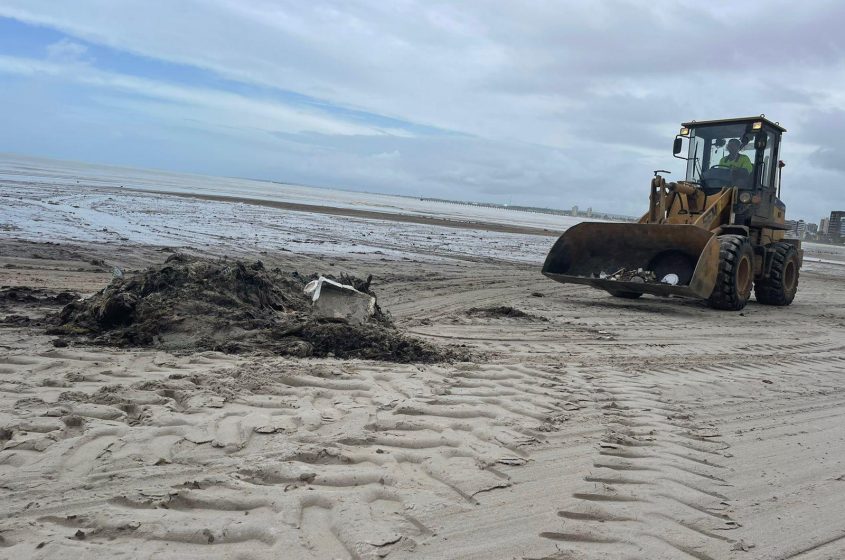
739 192 752 203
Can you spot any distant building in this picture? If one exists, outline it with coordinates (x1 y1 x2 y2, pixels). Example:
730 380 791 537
820 217 830 235
807 222 818 235
571 205 579 217
831 211 845 243
586 207 593 218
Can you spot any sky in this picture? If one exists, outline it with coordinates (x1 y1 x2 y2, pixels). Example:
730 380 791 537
0 1 843 221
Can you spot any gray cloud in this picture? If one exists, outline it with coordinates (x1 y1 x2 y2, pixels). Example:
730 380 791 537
0 1 844 220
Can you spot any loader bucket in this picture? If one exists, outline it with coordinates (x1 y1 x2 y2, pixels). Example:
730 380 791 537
542 223 720 299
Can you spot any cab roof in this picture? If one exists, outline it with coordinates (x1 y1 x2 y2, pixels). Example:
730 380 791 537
681 116 786 133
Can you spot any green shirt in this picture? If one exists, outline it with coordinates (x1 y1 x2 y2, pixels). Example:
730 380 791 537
719 153 753 173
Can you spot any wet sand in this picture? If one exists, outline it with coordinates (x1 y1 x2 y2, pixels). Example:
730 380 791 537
128 188 563 238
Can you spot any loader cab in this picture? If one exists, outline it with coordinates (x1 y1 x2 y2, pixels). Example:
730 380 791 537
674 116 784 197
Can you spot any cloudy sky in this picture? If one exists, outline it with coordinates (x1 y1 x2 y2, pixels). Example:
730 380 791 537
0 1 843 220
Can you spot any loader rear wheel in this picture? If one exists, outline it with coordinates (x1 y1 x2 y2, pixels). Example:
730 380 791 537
607 290 643 299
755 242 800 306
709 235 754 311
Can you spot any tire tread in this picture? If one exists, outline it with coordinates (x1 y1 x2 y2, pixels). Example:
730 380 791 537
709 235 752 311
755 242 799 306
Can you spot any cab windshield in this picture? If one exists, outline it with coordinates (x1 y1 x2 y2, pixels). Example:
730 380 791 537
683 123 775 192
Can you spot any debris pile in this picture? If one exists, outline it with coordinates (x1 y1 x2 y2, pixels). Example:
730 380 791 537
594 268 680 285
48 254 452 362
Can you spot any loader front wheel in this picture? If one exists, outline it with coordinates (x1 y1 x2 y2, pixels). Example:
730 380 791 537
755 242 800 306
709 235 754 311
607 290 643 299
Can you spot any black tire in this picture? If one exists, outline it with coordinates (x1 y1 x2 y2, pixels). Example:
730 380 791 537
607 290 643 299
755 242 800 306
709 235 754 311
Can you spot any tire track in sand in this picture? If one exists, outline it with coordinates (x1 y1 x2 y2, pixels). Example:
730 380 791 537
539 367 738 560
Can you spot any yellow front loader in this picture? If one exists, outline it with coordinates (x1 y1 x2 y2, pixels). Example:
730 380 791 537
542 116 802 310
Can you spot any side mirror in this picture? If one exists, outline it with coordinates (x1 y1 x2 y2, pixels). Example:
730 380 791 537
673 137 683 155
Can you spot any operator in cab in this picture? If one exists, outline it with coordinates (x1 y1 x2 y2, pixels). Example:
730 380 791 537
719 138 753 173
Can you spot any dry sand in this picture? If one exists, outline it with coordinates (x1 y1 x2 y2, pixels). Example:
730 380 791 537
2 203 845 559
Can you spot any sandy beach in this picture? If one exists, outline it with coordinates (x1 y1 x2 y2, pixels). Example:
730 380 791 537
2 164 845 560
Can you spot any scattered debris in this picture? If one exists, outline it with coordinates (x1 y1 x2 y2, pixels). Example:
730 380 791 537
466 306 547 321
468 306 528 318
1 288 78 328
1 315 32 326
48 254 456 362
596 268 656 283
661 273 679 285
594 268 681 285
0 287 78 308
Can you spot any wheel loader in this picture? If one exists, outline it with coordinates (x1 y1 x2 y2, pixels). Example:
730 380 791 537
542 116 802 310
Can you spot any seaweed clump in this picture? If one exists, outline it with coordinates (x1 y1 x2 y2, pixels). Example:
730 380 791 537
50 254 450 362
